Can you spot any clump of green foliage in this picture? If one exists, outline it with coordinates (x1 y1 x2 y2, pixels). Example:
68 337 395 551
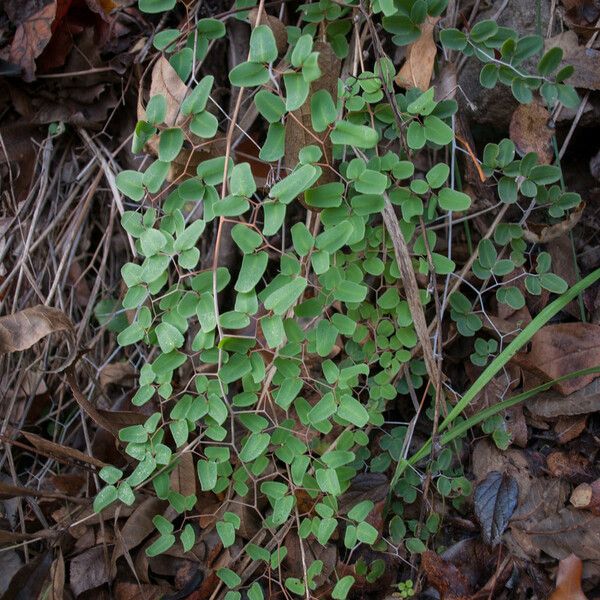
97 0 582 597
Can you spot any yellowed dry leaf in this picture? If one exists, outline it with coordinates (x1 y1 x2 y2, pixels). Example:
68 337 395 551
395 16 440 91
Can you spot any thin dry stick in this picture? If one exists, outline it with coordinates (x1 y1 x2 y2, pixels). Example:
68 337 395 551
78 129 136 255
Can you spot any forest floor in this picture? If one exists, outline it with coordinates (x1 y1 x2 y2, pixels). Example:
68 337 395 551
2 0 600 599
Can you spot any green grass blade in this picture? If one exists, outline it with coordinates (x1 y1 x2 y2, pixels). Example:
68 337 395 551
391 267 600 487
440 365 600 447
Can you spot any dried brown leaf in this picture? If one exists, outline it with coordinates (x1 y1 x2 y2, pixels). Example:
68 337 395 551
114 582 173 600
513 323 600 396
99 362 135 389
22 430 107 468
0 479 82 502
65 369 122 437
170 450 196 498
441 538 511 597
517 508 600 576
395 16 440 91
570 480 600 515
286 40 340 209
112 497 168 571
144 56 220 177
148 56 187 128
422 550 472 600
0 550 22 595
549 554 589 600
509 99 554 164
8 2 56 82
546 450 595 485
472 440 570 562
522 206 584 244
0 305 73 354
555 414 587 444
48 549 65 600
1 549 53 600
527 377 600 418
546 31 600 90
70 546 111 596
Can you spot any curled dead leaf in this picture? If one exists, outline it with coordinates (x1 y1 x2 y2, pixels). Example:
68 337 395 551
522 204 584 243
0 305 73 354
22 430 106 468
395 17 440 91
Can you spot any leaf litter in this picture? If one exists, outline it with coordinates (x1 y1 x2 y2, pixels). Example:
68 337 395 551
3 0 600 598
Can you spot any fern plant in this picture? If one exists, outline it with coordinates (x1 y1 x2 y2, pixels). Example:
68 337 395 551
96 0 583 597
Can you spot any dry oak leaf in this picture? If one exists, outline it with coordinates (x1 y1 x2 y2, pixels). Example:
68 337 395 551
549 553 589 600
0 305 73 354
513 323 600 396
8 1 56 82
395 16 440 91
